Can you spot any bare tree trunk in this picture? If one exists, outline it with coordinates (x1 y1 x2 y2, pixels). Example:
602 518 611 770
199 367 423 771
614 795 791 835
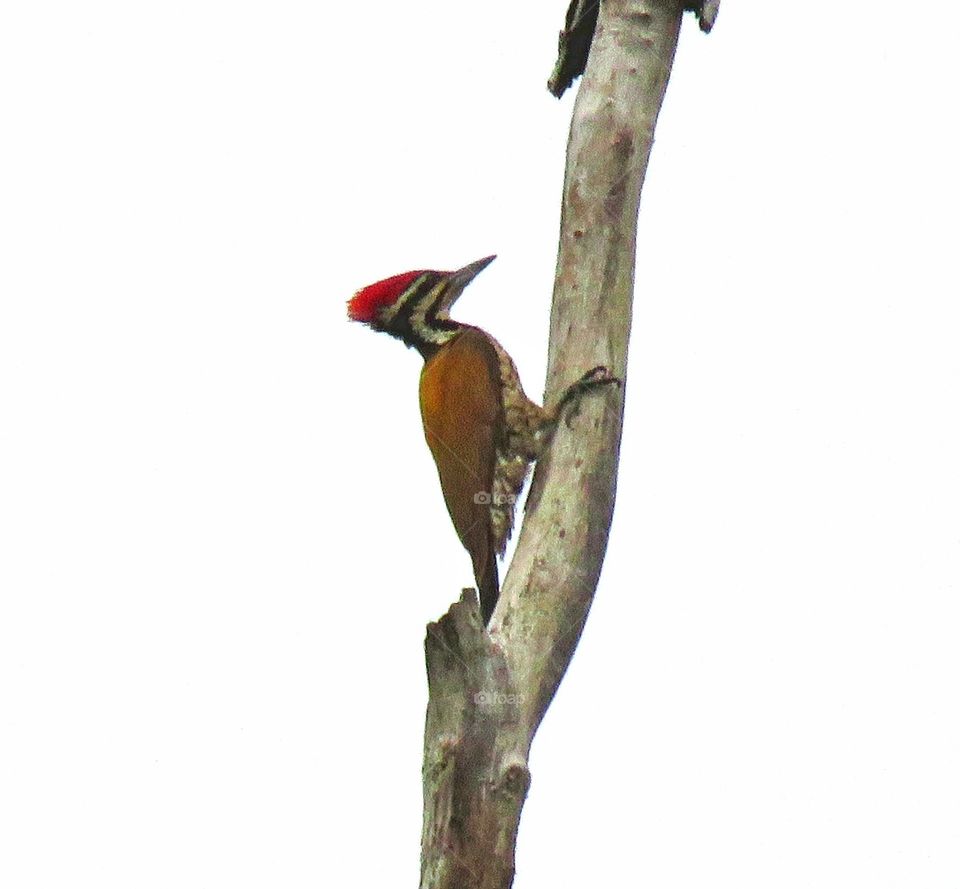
420 3 718 886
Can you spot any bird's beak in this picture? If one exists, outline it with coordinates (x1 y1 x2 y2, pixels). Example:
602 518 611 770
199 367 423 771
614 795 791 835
442 255 496 311
454 254 497 284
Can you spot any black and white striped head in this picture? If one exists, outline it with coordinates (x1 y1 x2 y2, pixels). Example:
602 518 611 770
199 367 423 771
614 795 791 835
347 255 495 356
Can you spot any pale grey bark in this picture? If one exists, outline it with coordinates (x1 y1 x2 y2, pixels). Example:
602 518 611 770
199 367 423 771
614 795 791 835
420 3 718 887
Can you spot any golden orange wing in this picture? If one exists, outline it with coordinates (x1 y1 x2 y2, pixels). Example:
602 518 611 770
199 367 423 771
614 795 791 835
419 327 502 620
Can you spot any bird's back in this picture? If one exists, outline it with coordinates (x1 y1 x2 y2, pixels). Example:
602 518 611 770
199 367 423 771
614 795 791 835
419 327 503 620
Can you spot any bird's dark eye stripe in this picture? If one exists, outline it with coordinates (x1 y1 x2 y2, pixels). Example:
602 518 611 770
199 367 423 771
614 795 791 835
391 273 441 326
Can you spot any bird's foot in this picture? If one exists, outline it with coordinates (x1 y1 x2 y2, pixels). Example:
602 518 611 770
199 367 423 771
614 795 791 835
557 366 622 427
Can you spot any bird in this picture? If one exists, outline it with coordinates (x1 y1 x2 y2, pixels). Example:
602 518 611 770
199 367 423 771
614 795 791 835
347 255 618 623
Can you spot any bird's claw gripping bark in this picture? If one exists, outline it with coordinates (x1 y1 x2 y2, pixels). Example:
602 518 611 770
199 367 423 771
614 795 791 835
558 365 622 427
579 365 621 387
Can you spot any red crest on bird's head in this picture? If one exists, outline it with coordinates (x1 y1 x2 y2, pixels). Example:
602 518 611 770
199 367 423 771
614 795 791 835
347 269 426 323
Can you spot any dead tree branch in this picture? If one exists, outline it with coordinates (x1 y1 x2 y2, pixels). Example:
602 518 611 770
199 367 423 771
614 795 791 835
420 2 719 886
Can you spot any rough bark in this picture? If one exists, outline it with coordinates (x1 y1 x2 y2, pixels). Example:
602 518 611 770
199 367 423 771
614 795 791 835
420 2 718 886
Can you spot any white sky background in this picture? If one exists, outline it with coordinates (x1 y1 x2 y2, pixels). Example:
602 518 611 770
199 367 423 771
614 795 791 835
1 2 958 886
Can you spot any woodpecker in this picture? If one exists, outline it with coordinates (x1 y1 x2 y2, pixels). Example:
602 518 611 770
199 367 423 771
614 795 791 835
347 255 617 623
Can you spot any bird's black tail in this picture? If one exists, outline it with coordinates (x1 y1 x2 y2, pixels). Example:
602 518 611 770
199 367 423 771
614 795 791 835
475 550 500 625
